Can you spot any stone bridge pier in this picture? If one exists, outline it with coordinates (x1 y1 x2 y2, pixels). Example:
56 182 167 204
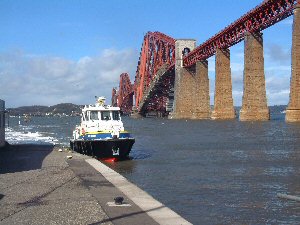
211 48 235 119
171 39 210 119
239 32 270 121
286 3 300 122
171 3 299 122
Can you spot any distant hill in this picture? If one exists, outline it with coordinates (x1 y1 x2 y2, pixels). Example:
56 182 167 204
7 103 83 116
7 104 287 117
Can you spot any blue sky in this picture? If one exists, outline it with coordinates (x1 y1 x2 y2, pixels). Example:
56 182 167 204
0 0 294 107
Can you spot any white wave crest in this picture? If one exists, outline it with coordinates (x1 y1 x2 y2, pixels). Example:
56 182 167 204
5 127 58 145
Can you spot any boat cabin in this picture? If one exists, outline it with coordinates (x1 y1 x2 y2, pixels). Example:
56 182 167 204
78 97 125 136
82 109 120 122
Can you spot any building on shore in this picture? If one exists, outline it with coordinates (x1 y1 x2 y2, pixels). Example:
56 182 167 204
0 99 6 147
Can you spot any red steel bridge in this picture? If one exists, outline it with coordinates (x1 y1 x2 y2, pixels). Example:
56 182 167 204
112 0 299 116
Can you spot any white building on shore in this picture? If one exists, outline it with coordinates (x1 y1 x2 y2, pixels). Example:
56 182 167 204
0 99 5 147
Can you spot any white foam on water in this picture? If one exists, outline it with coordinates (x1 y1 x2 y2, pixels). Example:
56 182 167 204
5 127 58 145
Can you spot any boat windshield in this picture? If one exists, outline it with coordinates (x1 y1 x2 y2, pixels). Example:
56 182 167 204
100 111 120 121
90 111 99 120
101 111 111 120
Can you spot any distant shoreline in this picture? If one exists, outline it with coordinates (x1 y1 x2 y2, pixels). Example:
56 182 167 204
6 104 287 117
7 103 83 117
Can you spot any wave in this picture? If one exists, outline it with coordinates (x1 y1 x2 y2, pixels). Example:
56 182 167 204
5 127 58 145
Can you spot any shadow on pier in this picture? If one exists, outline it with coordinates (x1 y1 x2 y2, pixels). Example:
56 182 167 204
0 143 53 174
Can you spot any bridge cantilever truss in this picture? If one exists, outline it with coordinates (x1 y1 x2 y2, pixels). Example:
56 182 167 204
113 0 299 116
114 73 134 115
134 32 176 114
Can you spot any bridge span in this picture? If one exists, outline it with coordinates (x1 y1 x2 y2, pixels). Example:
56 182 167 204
112 0 300 121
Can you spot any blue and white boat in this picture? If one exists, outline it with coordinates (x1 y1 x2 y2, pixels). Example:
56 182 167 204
70 97 135 160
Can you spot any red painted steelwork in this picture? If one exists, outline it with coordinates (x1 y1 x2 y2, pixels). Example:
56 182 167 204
134 32 175 111
117 73 134 114
183 0 298 67
113 0 299 115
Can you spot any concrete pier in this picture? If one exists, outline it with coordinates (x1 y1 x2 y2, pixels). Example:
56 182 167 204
239 32 270 121
211 48 235 120
0 144 191 225
286 3 300 122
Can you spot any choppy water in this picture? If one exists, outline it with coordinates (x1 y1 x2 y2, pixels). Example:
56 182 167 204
5 114 300 224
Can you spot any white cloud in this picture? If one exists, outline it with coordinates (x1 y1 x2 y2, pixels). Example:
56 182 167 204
0 49 138 107
1 45 292 108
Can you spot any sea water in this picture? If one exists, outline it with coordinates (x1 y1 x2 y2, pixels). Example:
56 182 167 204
5 113 300 224
5 116 79 146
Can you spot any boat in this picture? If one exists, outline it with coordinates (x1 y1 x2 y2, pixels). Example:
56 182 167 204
70 96 135 160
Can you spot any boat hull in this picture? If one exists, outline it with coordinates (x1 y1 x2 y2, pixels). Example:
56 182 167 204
70 138 135 159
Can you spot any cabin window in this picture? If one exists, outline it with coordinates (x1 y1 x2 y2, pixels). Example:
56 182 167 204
90 111 99 120
112 111 120 120
101 111 111 120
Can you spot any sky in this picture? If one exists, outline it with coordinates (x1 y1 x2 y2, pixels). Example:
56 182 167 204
0 0 294 107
